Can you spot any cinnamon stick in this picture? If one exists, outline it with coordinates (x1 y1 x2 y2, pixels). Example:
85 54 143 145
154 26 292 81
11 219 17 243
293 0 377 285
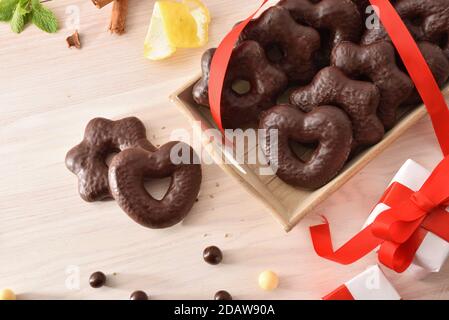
92 0 114 9
109 0 129 35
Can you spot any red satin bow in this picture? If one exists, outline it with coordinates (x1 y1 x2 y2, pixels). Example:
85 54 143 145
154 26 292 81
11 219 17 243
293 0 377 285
310 0 449 273
311 156 449 273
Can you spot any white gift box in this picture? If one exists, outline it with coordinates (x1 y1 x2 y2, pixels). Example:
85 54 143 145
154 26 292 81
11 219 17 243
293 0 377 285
364 160 449 278
323 265 401 300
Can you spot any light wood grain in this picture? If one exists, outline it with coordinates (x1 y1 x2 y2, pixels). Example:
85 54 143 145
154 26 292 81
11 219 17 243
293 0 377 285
0 0 448 300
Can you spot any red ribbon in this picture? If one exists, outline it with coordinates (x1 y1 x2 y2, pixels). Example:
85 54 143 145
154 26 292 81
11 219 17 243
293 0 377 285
207 1 449 272
368 0 449 156
310 0 449 273
208 0 449 147
311 157 449 273
208 0 271 131
322 285 355 300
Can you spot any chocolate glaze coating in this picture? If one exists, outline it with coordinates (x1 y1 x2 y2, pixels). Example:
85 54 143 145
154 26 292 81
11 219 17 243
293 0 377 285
331 41 414 129
279 0 362 66
396 0 449 59
214 290 233 301
239 6 320 83
361 20 424 46
259 105 353 189
361 0 423 46
130 291 149 300
108 142 202 229
89 271 107 288
193 41 288 129
192 48 216 107
350 0 372 16
404 41 449 105
203 246 223 265
290 66 384 147
362 0 449 60
65 117 156 202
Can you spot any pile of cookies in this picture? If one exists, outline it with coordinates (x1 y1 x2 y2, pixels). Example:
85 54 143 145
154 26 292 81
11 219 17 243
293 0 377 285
65 117 202 229
192 0 449 189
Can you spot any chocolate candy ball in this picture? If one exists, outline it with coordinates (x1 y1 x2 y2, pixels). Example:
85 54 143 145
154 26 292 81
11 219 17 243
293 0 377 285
203 246 223 265
89 271 107 288
214 290 232 300
130 290 149 300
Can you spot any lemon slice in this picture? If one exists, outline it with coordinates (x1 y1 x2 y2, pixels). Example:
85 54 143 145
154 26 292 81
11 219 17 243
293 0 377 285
144 0 210 60
160 0 200 48
183 0 211 46
144 1 177 61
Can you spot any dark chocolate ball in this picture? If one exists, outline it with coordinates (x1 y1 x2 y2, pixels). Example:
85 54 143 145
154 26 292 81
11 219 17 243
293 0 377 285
130 290 149 300
89 271 107 288
214 290 232 300
203 246 223 265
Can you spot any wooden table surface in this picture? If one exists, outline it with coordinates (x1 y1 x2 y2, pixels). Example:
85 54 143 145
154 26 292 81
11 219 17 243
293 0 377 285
1 0 449 300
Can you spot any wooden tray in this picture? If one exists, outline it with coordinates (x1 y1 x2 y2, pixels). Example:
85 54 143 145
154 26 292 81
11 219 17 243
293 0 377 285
170 76 448 232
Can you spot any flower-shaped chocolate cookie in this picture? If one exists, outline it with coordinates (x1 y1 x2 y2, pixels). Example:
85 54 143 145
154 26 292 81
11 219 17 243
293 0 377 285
193 41 288 129
279 0 363 66
291 66 384 147
331 41 414 129
239 6 320 83
66 117 156 202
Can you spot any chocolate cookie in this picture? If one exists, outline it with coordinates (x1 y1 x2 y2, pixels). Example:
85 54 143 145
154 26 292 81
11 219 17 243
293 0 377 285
403 41 449 105
239 6 320 83
193 41 288 129
259 105 353 189
108 142 202 229
362 0 449 59
351 0 372 16
290 66 384 147
396 0 449 59
192 48 216 107
361 20 424 46
331 41 414 129
279 0 363 66
66 117 155 202
361 0 424 46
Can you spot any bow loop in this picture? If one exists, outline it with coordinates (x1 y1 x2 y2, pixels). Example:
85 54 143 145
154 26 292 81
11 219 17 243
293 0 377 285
371 197 427 244
378 228 428 273
410 191 437 213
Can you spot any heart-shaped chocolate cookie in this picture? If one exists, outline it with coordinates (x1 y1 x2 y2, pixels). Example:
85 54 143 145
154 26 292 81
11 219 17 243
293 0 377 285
259 105 353 189
108 142 202 229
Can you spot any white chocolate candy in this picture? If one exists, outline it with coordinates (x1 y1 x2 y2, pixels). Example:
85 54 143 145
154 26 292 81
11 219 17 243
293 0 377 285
0 289 16 300
258 270 279 291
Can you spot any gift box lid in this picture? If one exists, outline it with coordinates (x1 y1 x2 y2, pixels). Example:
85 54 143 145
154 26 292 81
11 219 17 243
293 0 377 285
344 265 401 300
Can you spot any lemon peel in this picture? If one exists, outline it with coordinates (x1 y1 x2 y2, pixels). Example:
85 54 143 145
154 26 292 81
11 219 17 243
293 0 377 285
144 0 210 61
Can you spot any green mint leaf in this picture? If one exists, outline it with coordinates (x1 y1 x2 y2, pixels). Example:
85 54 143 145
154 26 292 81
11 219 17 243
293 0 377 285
10 1 28 33
31 0 58 33
0 0 19 21
19 0 30 7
